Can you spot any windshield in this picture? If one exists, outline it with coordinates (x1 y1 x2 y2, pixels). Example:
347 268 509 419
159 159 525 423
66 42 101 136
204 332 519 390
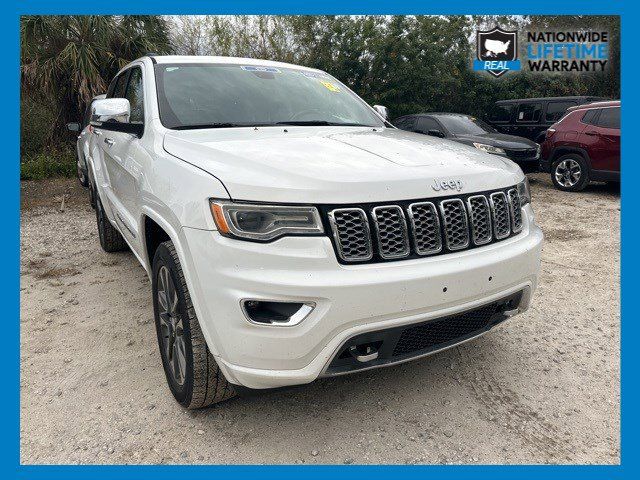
154 64 384 129
436 115 496 136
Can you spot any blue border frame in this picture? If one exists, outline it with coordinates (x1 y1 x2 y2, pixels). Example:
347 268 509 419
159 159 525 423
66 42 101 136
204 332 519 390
4 1 632 478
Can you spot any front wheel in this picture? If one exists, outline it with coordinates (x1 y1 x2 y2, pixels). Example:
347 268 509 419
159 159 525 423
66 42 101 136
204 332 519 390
152 241 236 409
551 154 590 192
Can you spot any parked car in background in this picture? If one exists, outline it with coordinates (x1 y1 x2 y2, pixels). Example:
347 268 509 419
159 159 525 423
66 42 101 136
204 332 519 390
540 100 620 192
86 55 542 408
487 96 607 144
394 113 540 172
66 94 106 189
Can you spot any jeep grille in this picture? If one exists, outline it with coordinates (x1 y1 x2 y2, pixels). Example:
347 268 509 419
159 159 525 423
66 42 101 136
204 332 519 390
326 187 524 263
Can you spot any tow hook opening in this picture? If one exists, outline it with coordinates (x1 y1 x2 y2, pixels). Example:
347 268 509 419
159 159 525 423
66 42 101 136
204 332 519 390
348 341 383 363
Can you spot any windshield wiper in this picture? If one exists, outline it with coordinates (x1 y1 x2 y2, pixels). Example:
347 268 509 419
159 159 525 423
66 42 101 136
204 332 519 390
275 121 373 127
173 123 244 130
173 123 276 130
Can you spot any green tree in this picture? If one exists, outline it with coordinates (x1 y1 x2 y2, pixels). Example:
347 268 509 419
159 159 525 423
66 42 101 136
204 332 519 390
20 15 171 146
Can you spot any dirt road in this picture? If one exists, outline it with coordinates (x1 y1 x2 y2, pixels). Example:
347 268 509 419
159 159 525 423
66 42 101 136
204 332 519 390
20 174 620 464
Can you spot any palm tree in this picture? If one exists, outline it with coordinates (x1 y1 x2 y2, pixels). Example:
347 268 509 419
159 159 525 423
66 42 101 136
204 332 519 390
20 15 171 142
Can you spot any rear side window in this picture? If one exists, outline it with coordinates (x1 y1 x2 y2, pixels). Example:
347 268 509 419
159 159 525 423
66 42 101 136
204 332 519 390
581 109 600 125
489 104 513 123
546 101 577 122
517 103 542 123
416 116 442 133
596 107 620 129
125 67 145 124
394 117 415 130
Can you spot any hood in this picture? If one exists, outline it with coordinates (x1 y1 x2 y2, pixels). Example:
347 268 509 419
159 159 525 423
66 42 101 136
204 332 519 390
453 132 538 150
163 127 524 204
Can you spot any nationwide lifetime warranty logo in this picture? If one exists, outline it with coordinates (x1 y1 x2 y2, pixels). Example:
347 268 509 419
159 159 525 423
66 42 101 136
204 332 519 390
473 26 609 77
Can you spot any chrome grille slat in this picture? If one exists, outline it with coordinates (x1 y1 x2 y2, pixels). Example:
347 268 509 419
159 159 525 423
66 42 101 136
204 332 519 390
371 206 410 259
507 188 523 233
327 187 521 263
408 202 442 256
489 192 511 240
439 199 470 251
467 195 492 245
328 208 373 262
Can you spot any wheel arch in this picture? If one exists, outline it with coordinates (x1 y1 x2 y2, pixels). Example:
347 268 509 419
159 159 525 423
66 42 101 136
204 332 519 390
140 209 227 365
549 146 592 170
140 208 181 274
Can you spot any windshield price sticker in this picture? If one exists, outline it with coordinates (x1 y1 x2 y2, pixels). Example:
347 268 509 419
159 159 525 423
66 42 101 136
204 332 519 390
240 65 281 73
320 81 341 92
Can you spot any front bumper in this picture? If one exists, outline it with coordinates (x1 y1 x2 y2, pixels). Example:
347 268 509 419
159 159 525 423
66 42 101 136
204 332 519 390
180 206 543 389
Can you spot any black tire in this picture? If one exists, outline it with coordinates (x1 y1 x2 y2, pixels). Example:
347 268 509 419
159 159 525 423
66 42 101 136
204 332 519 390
95 193 128 252
77 163 89 188
152 241 236 409
87 170 97 210
551 153 590 192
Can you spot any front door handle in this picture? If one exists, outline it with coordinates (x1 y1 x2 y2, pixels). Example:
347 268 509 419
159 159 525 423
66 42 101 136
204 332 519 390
584 130 600 136
104 138 115 147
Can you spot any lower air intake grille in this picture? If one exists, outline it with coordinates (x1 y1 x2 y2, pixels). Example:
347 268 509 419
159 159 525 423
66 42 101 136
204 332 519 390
392 302 498 357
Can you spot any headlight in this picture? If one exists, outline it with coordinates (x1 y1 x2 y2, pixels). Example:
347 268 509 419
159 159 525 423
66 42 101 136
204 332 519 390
517 177 531 205
209 200 324 241
473 143 506 155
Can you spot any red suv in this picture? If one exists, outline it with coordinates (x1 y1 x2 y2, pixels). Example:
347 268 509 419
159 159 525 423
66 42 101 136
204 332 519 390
540 100 620 191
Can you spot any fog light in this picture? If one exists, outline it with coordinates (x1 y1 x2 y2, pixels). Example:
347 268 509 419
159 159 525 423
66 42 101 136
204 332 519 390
241 300 315 326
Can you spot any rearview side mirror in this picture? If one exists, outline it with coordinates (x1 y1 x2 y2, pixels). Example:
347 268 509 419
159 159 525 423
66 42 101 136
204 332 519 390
91 98 130 124
66 122 80 132
427 129 445 138
372 105 389 121
90 98 143 137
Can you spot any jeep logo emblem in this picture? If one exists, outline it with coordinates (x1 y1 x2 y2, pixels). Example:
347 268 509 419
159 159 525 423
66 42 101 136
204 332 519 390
431 179 464 192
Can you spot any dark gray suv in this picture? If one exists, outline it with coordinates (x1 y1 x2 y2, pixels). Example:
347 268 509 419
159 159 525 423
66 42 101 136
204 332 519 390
394 113 540 172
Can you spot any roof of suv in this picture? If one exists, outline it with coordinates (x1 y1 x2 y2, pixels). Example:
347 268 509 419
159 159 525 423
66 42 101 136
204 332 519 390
395 112 471 119
495 96 607 104
143 55 320 72
566 100 620 111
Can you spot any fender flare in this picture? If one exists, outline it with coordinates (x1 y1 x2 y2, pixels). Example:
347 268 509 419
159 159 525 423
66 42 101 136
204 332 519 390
139 206 224 360
549 146 593 172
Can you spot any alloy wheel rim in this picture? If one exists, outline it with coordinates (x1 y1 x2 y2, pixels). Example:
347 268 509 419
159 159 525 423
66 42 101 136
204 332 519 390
555 159 581 188
157 265 187 386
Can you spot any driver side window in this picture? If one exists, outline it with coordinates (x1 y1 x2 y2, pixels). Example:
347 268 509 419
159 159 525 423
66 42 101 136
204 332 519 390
109 72 128 99
416 117 441 134
125 67 144 125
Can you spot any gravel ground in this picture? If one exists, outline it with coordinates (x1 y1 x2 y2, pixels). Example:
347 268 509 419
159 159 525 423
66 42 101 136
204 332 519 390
20 174 620 465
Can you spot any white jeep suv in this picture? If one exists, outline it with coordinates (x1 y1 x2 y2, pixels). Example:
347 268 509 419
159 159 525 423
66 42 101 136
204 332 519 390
87 55 542 408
